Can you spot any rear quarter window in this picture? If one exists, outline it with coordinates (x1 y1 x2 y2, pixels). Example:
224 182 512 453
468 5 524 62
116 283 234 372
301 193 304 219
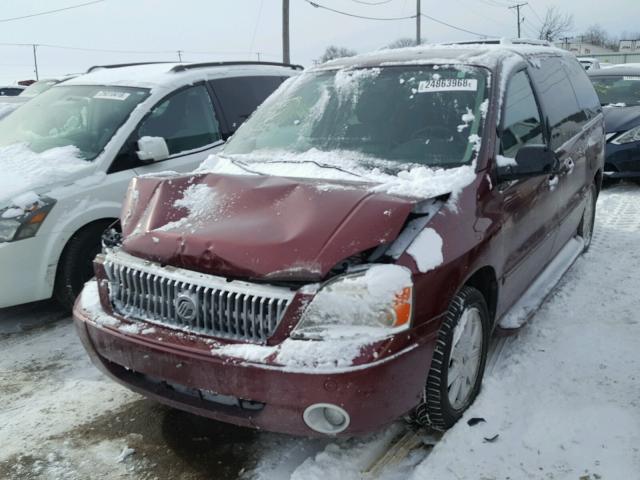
528 56 585 150
561 57 601 119
209 75 287 136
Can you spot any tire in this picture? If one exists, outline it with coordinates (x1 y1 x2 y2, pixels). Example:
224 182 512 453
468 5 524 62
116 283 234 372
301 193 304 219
578 182 597 252
54 222 110 311
412 286 490 430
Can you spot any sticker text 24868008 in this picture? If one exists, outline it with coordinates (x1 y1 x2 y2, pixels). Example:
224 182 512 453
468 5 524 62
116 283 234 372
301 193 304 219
418 78 478 93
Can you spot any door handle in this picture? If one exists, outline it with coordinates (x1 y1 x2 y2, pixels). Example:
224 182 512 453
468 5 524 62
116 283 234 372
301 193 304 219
559 157 574 174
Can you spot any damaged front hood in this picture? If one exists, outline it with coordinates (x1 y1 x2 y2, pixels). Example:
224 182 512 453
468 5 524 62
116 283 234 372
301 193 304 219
120 173 421 281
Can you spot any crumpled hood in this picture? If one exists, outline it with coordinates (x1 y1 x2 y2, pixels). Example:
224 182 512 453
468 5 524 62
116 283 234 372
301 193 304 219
603 105 640 134
120 173 420 281
0 143 93 205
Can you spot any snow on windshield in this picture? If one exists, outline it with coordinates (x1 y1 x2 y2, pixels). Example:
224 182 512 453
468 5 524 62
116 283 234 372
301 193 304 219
0 143 90 205
196 65 487 202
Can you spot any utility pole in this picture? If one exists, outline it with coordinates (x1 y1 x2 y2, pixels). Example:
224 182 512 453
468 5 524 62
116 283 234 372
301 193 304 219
508 2 527 38
416 0 421 45
32 44 39 80
177 50 183 62
282 0 290 64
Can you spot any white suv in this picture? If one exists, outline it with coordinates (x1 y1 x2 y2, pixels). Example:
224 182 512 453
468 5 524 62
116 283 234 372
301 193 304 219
0 61 300 309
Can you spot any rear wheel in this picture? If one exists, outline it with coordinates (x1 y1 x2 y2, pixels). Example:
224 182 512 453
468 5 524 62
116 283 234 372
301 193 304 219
578 183 597 252
412 286 490 430
54 222 110 311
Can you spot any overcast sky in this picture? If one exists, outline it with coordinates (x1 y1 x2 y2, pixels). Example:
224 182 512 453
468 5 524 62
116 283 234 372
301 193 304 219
0 0 637 84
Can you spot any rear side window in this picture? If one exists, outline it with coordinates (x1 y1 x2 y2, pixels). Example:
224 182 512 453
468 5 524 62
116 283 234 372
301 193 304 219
528 56 584 150
500 70 544 158
138 84 221 155
561 57 601 119
210 75 286 135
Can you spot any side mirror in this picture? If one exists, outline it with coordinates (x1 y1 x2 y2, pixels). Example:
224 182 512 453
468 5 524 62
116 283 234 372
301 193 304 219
136 136 169 162
496 145 557 182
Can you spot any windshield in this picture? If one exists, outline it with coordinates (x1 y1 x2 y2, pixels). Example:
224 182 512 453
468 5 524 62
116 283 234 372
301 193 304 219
224 66 489 172
0 85 149 160
591 75 640 106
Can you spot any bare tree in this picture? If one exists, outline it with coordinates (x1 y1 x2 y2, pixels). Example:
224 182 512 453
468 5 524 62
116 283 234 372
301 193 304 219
385 38 421 49
537 6 573 41
582 24 609 47
317 45 357 64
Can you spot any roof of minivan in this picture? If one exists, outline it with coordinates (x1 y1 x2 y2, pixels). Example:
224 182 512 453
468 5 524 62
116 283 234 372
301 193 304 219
314 43 570 71
63 62 299 90
589 66 640 77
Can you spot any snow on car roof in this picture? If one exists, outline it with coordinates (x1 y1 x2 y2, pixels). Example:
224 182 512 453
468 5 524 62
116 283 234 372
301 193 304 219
64 62 298 90
315 41 568 71
589 66 640 76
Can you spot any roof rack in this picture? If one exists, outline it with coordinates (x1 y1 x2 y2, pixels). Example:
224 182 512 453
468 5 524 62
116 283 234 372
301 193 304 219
447 38 552 47
169 61 304 73
86 62 174 73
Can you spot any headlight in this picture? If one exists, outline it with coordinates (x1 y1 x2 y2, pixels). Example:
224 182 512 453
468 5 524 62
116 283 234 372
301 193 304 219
0 197 56 243
611 125 640 145
291 264 413 340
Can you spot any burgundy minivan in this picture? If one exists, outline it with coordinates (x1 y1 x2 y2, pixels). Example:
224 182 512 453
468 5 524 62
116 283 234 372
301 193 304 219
74 42 604 436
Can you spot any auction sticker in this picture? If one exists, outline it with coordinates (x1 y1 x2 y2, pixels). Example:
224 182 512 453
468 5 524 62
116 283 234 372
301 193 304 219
94 90 131 101
418 78 478 92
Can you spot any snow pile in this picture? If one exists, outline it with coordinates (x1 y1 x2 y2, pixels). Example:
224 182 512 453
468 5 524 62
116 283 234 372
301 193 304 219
200 152 477 202
156 183 228 233
0 143 90 203
406 228 443 273
0 102 20 119
496 154 517 167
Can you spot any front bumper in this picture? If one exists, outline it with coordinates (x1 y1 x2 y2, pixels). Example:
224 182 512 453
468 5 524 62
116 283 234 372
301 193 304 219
604 141 640 178
0 234 55 308
73 283 436 437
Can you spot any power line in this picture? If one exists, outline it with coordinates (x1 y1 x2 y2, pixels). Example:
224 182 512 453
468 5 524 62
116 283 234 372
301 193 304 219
304 0 488 36
0 42 279 58
304 0 416 20
421 13 488 37
0 0 104 23
350 0 395 5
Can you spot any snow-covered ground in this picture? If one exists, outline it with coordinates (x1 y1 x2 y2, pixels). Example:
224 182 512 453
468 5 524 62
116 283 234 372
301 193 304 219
1 184 639 479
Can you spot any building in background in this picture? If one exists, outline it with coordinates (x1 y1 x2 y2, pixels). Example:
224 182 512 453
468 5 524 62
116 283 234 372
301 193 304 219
558 39 616 56
619 40 639 53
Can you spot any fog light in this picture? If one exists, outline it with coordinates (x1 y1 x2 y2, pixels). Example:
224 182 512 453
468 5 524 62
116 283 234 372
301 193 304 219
303 403 350 435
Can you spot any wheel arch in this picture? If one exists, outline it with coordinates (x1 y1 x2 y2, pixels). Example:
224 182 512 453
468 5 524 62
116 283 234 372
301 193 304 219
54 217 119 278
462 265 498 323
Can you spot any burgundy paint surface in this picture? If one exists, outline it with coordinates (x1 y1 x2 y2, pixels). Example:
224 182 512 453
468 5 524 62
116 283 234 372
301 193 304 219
121 173 417 281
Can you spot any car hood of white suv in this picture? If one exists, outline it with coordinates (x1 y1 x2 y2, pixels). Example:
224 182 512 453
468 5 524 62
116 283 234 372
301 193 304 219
0 143 95 211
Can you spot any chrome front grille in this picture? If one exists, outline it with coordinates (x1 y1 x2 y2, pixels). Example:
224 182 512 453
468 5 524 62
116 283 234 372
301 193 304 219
103 252 294 342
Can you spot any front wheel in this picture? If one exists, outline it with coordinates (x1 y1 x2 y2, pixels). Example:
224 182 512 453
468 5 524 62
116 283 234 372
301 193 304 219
412 286 490 430
54 222 110 311
578 182 597 252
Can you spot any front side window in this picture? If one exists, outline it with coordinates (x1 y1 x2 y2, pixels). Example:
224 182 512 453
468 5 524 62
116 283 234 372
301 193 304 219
224 66 489 172
0 85 149 160
590 74 640 107
500 70 544 159
138 84 221 156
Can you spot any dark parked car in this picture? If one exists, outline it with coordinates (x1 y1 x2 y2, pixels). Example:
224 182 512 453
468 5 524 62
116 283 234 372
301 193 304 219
589 67 640 179
74 43 604 437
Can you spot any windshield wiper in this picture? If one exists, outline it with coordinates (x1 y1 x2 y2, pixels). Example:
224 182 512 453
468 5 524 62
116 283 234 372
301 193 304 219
255 159 365 179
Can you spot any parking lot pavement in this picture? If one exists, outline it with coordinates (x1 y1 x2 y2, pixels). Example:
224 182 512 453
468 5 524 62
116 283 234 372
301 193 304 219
1 184 640 480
